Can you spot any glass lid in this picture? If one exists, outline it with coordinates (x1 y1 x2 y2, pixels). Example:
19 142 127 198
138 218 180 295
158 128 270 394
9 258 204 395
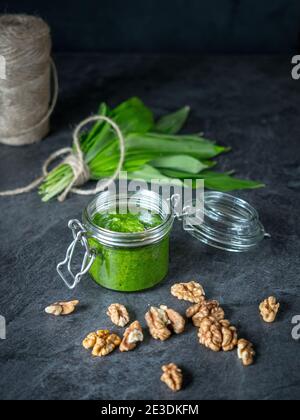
182 191 268 253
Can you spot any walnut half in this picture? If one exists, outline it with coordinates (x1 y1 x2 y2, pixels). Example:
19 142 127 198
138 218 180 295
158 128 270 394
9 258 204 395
161 364 183 392
145 306 171 341
198 316 238 352
82 330 121 357
120 321 144 352
259 297 280 323
171 281 205 303
161 306 186 335
237 339 255 367
45 300 79 316
186 300 225 327
107 303 130 327
145 306 185 341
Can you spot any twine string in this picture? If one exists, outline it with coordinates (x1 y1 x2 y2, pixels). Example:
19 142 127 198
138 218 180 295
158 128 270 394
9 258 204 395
0 115 126 201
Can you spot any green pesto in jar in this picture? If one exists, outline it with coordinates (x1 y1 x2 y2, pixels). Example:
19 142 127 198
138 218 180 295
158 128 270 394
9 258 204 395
88 210 170 292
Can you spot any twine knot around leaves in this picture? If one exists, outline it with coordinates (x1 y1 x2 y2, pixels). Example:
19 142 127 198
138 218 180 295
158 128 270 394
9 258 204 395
0 115 126 202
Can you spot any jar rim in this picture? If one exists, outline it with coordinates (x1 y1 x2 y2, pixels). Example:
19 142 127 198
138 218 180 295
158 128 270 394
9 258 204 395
82 190 174 248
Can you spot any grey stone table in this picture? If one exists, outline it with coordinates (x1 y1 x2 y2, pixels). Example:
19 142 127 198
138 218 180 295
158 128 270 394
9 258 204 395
0 55 299 401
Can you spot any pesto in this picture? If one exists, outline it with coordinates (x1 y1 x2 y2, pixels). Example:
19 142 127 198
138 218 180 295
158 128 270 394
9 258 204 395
88 209 169 292
92 210 162 233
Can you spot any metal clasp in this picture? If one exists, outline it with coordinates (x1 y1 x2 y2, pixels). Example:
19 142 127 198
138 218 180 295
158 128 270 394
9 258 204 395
57 219 96 290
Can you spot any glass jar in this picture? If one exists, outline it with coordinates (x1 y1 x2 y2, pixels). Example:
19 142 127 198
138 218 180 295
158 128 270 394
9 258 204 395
57 190 174 291
57 190 267 292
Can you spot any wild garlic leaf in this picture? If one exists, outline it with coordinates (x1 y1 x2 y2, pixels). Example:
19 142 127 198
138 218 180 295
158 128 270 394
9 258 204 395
200 171 265 191
155 106 190 134
80 103 109 155
161 169 264 191
147 132 217 145
111 97 154 134
125 165 183 186
85 98 154 163
125 133 228 159
151 155 209 174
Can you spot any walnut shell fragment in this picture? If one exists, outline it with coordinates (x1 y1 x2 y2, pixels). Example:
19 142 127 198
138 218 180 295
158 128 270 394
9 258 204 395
237 339 255 367
120 321 144 352
107 303 130 327
45 300 79 316
198 316 238 352
171 281 205 303
259 296 280 323
145 306 185 341
161 363 183 392
82 330 121 357
186 300 225 327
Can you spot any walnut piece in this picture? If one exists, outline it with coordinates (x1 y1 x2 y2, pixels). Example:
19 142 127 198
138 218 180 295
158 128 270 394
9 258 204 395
145 306 185 341
82 330 121 357
259 296 280 323
161 364 183 392
186 303 202 318
145 306 172 341
82 332 98 349
171 281 205 303
238 339 255 367
162 306 186 334
120 321 144 352
198 316 238 352
107 303 130 327
45 300 79 316
186 300 225 327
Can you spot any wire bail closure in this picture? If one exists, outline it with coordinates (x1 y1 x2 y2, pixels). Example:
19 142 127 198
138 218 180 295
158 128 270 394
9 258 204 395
57 219 96 289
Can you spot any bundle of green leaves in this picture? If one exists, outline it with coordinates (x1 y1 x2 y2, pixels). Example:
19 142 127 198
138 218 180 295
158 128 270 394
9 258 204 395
39 97 264 201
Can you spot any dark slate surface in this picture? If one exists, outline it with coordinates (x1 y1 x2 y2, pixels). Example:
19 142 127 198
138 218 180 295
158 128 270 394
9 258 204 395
0 54 299 401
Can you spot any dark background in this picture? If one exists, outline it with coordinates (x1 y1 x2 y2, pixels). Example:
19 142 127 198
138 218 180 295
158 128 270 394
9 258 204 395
1 0 300 53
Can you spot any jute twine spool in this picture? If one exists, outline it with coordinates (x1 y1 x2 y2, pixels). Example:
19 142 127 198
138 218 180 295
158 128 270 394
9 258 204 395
0 14 58 146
